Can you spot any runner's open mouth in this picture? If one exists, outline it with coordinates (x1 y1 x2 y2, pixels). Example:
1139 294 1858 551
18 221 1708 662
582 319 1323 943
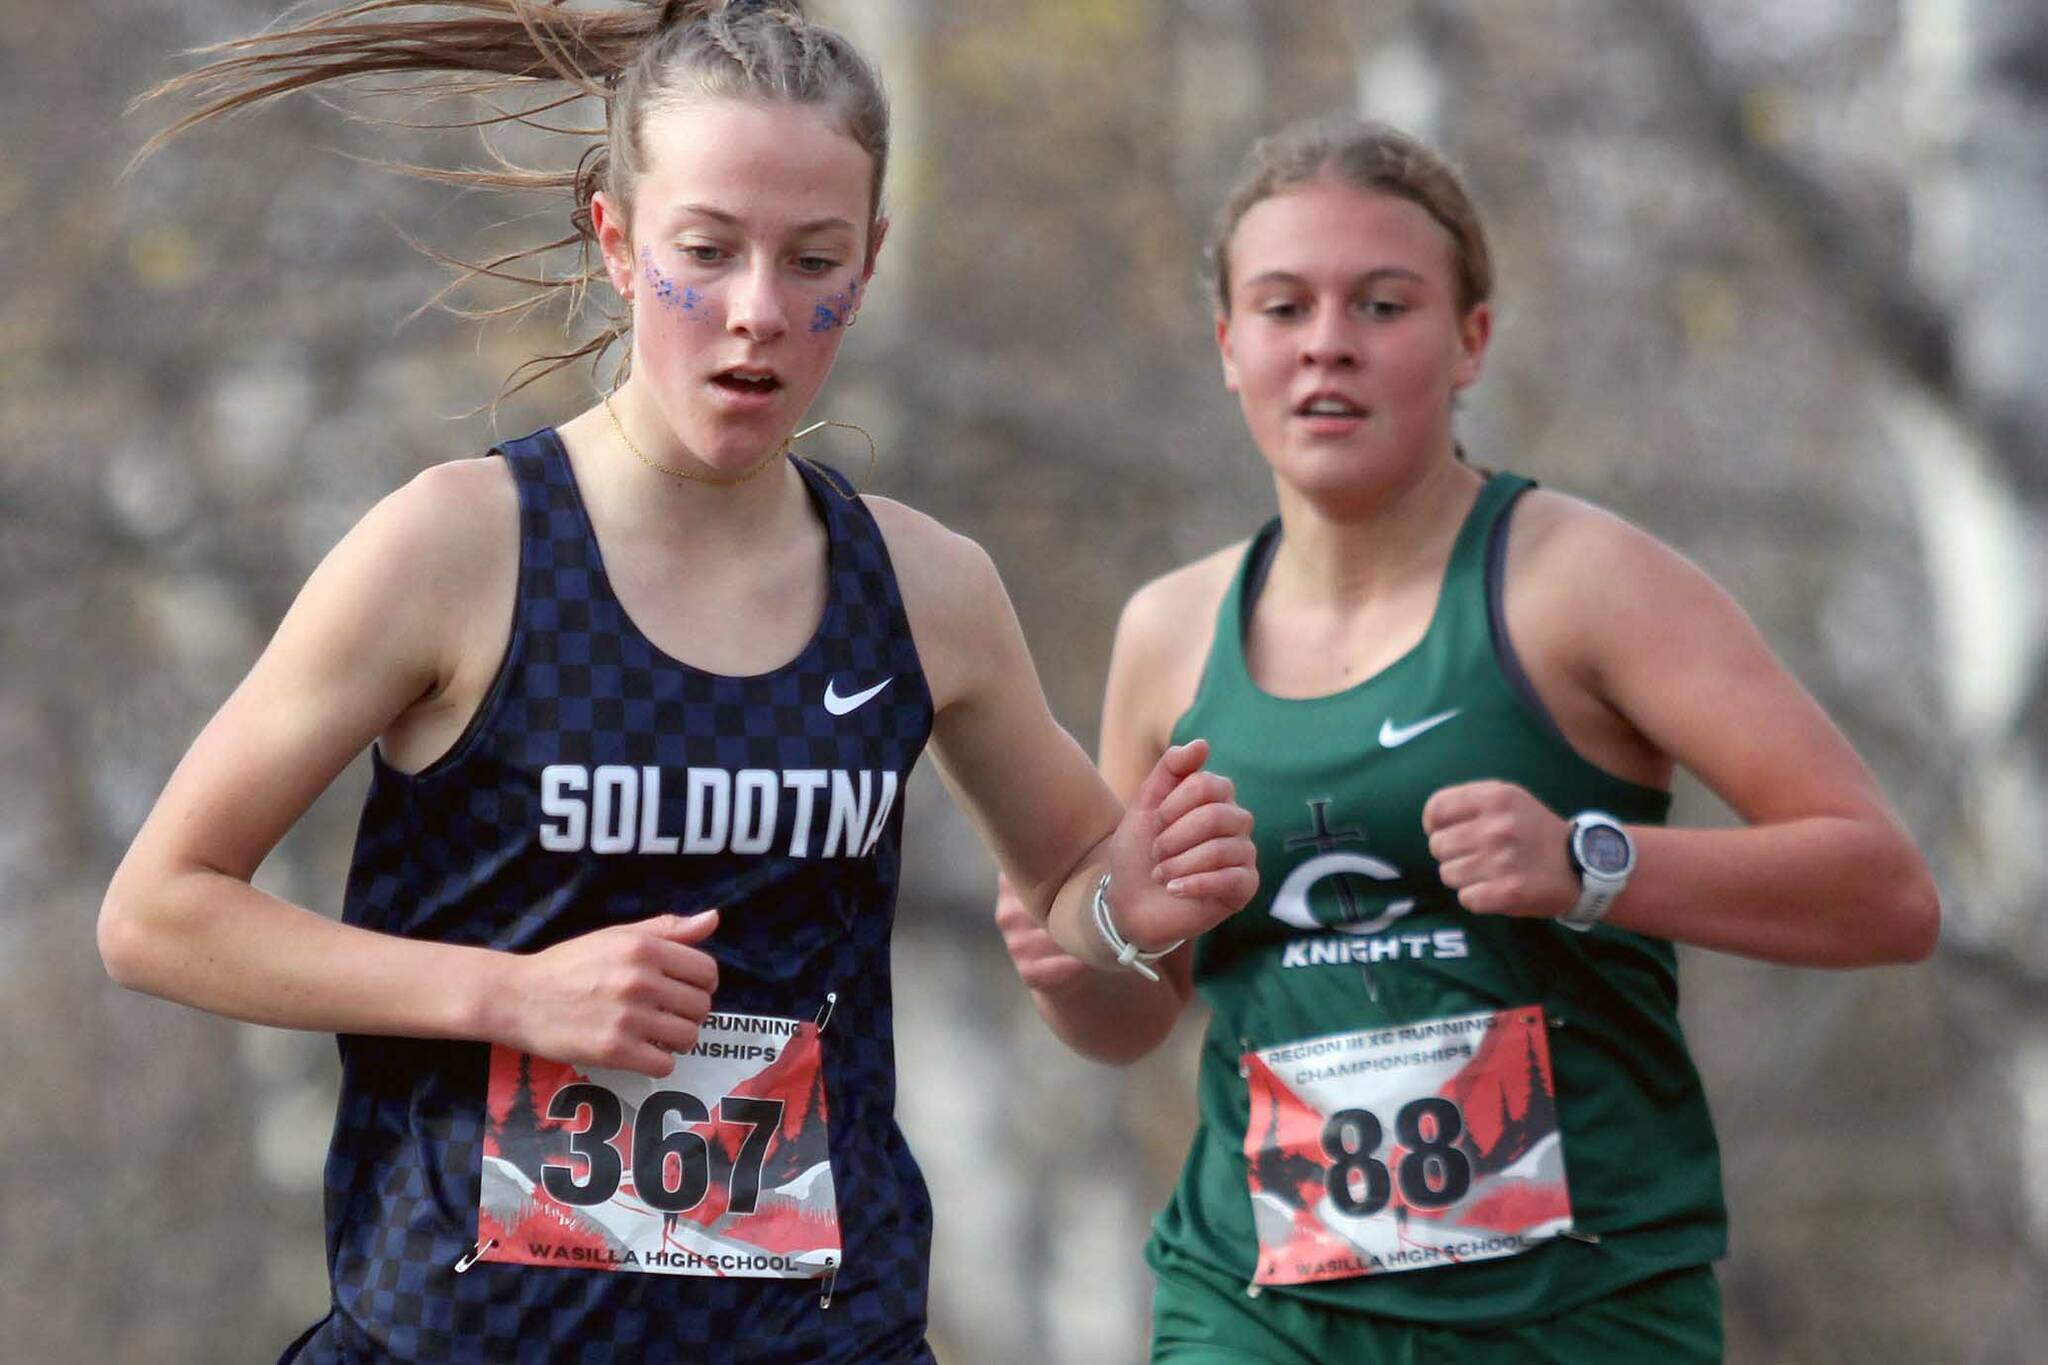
1296 396 1367 418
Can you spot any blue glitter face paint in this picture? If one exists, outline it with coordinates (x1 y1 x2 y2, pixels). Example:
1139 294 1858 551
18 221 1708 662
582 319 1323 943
809 277 861 333
640 246 705 318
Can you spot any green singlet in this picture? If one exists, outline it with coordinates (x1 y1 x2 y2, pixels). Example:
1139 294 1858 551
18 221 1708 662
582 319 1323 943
1147 472 1726 1344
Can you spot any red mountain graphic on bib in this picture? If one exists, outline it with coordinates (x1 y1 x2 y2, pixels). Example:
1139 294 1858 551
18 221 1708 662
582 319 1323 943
668 1022 834 1252
1241 1005 1571 1285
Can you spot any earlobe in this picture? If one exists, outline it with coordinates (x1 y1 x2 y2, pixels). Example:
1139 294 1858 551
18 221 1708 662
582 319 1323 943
590 190 635 299
863 216 890 279
1453 302 1493 389
846 218 887 329
1216 313 1241 392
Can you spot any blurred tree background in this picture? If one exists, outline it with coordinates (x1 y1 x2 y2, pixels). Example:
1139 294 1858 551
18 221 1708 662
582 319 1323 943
3 0 2045 1360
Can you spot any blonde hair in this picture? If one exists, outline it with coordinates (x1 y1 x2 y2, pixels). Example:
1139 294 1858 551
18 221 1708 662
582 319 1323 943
136 0 889 394
1208 117 1493 316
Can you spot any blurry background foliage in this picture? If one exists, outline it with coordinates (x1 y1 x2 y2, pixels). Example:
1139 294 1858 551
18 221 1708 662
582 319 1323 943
3 1 2045 1361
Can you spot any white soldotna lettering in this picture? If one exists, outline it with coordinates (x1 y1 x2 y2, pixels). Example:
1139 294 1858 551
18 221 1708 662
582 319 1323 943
822 770 872 858
538 764 588 852
534 765 898 860
590 765 638 855
684 768 731 855
783 770 827 857
731 769 778 855
638 766 679 854
859 770 899 856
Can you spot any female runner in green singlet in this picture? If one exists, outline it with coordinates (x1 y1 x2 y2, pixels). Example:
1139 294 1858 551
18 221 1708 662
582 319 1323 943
995 117 1939 1363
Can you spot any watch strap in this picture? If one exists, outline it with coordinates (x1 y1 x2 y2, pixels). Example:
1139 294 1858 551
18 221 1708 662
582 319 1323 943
1561 812 1631 932
1559 880 1619 931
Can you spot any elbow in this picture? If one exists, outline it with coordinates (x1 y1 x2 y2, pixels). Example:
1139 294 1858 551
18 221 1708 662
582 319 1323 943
96 879 155 986
1886 872 1941 965
97 864 177 994
1810 815 1938 967
97 889 150 991
1858 835 1940 966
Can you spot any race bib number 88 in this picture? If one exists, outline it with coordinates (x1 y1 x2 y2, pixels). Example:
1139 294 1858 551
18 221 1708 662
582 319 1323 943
479 1011 838 1279
1242 1004 1571 1284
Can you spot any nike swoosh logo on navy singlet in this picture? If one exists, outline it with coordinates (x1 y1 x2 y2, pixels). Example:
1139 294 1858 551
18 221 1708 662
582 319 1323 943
824 676 893 716
1378 708 1460 748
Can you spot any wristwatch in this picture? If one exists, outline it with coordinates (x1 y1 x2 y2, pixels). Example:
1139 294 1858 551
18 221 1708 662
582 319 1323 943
1560 811 1634 931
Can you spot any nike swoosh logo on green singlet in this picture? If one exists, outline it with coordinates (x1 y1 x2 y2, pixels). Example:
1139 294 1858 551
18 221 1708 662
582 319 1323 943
1378 708 1461 748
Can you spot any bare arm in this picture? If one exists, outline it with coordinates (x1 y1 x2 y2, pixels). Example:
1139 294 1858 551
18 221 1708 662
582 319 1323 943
989 556 1242 1062
873 504 1252 1062
98 460 718 1077
1424 497 1938 966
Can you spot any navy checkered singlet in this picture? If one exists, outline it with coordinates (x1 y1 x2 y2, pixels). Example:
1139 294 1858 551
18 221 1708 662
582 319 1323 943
287 430 938 1363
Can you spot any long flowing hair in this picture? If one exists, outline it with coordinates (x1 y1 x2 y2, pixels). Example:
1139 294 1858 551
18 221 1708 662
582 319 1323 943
133 0 890 395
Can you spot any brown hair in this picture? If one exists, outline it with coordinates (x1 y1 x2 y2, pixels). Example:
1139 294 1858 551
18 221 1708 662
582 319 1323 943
134 0 890 394
1207 117 1493 317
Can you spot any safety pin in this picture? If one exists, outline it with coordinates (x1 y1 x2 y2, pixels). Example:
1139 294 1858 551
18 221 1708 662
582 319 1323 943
818 1257 839 1309
814 991 838 1035
453 1239 496 1274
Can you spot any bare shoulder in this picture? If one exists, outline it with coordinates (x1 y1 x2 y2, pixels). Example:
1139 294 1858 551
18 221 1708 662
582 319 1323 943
862 492 984 563
283 454 518 692
860 495 1014 712
299 454 523 767
1505 487 1725 613
1101 540 1247 764
862 493 1005 622
373 454 519 572
1503 484 1762 702
329 457 516 626
1117 540 1245 679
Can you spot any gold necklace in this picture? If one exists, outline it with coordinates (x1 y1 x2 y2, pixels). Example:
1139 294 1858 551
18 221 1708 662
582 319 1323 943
789 418 879 495
602 390 787 487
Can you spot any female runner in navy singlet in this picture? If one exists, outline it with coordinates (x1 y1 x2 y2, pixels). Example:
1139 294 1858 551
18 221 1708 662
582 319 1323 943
98 4 1259 1362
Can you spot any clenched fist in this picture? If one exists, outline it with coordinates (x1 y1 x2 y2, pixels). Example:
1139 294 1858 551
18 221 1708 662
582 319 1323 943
498 909 722 1077
1102 738 1259 952
1422 781 1578 919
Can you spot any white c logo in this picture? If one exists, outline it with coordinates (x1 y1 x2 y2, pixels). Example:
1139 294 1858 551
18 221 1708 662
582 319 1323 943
1270 851 1415 936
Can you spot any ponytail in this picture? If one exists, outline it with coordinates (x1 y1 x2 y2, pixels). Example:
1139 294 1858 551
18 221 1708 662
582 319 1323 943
132 0 883 398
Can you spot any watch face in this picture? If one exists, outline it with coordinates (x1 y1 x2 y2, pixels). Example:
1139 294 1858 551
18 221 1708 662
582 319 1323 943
1578 824 1631 876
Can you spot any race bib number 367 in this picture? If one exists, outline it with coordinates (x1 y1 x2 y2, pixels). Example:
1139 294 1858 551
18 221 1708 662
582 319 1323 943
1242 1004 1571 1284
478 1011 838 1279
